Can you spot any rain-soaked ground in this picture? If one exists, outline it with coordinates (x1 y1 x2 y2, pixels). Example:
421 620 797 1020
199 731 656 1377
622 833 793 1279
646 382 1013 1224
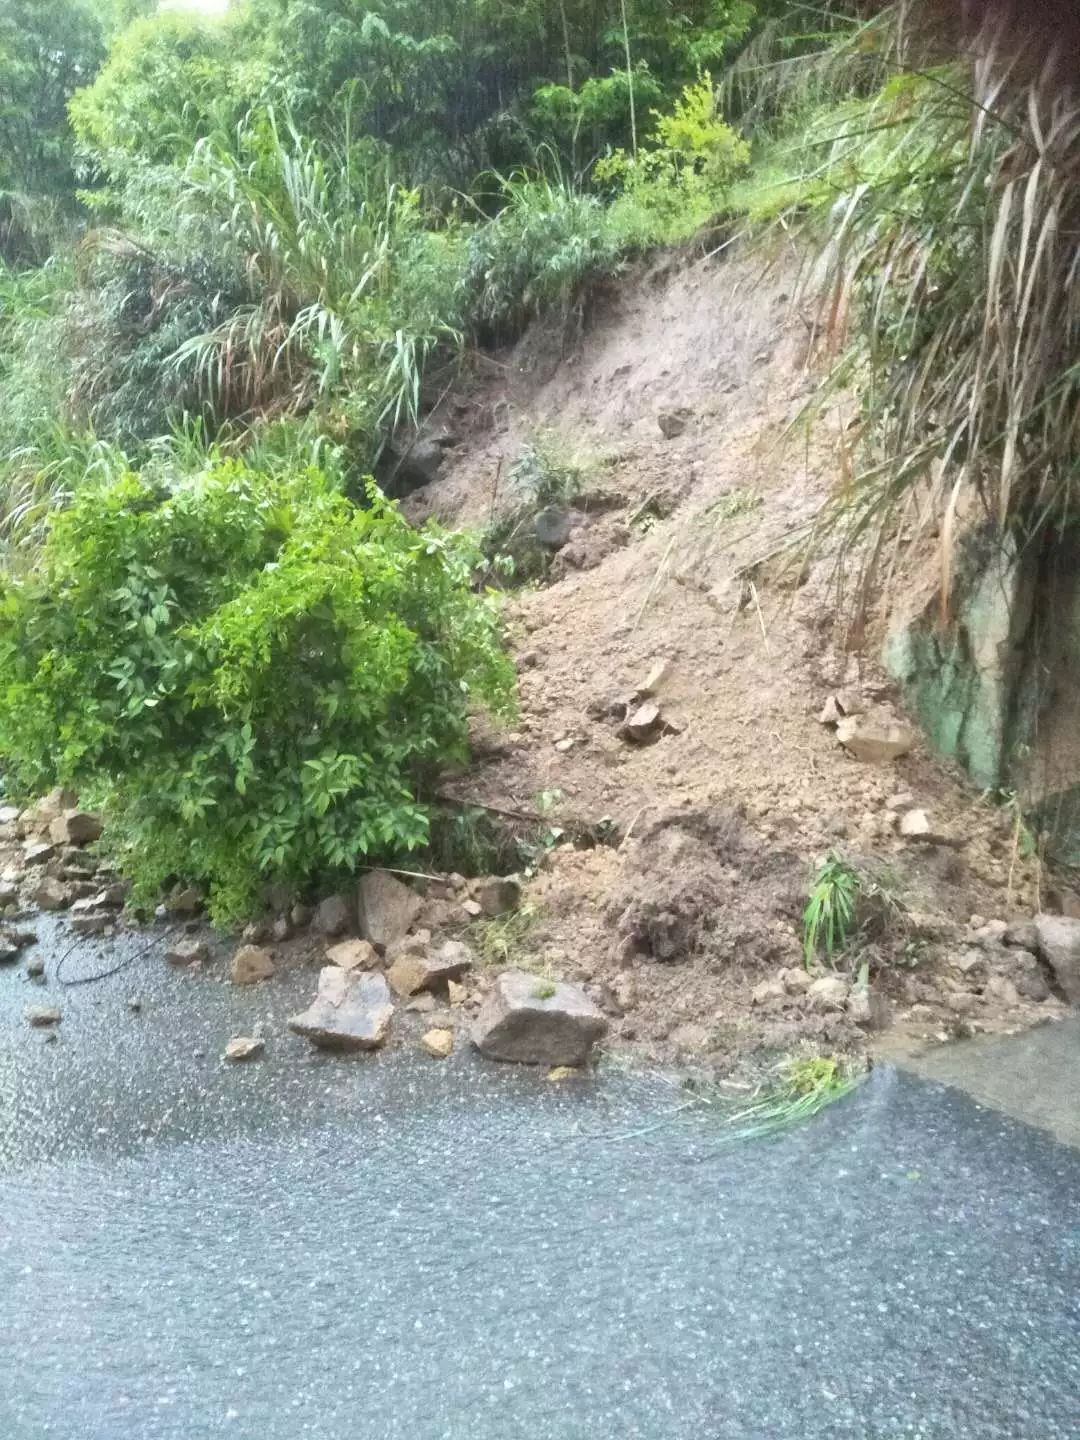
1 920 1079 1439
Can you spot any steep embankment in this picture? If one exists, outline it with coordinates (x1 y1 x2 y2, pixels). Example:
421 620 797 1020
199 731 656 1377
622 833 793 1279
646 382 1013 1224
406 244 1065 1066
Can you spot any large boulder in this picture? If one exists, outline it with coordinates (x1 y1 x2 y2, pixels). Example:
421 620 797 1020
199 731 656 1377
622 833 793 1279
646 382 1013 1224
472 970 607 1066
358 870 421 951
288 968 394 1052
1033 915 1080 1004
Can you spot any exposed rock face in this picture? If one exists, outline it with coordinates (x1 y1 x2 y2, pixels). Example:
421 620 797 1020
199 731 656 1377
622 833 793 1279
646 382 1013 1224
1033 915 1080 1004
358 870 422 950
471 970 607 1066
288 967 394 1052
230 945 275 986
386 940 473 998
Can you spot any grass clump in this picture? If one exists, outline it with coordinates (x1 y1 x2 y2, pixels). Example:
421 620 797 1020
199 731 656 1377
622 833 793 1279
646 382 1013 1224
687 1053 863 1145
0 460 513 923
803 853 859 969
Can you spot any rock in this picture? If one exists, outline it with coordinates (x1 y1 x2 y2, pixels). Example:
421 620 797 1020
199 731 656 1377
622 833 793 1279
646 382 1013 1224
99 882 127 908
224 1036 265 1062
230 945 275 986
48 810 103 846
447 978 467 1007
847 985 891 1031
1004 918 1039 951
387 940 473 998
406 992 436 1014
33 878 71 912
167 885 202 917
547 1065 582 1081
242 920 271 944
71 914 110 937
471 970 608 1066
1012 956 1051 1002
751 977 786 1006
288 967 394 1052
271 916 292 943
476 877 522 919
553 737 575 753
898 809 931 838
639 659 672 697
420 1028 454 1059
986 974 1021 1007
23 841 57 867
290 903 312 930
779 966 816 995
533 507 573 550
657 407 691 439
969 919 1008 947
622 701 661 743
166 938 209 968
0 929 34 962
314 893 352 937
25 955 45 978
357 870 422 950
0 804 19 826
326 938 378 972
27 1006 61 1028
1033 914 1080 1004
807 975 850 1010
944 991 980 1016
818 691 865 726
836 711 915 764
461 898 483 919
0 883 18 907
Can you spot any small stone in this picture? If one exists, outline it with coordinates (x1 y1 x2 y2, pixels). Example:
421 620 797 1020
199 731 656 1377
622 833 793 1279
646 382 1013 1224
314 893 352 936
288 968 394 1052
898 809 931 838
461 898 483 918
230 945 275 986
640 660 672 696
447 978 467 1007
387 940 474 998
969 919 1008 947
34 878 71 912
290 903 312 930
1033 914 1080 1004
554 737 575 753
326 938 378 972
242 920 270 944
25 955 45 978
949 947 985 977
807 975 850 1010
818 695 843 726
476 877 522 918
358 870 422 950
166 938 210 968
126 996 142 1013
657 407 691 438
472 970 608 1066
27 1006 61 1028
779 966 816 995
420 1027 454 1059
224 1036 265 1062
752 978 786 1006
271 916 292 943
547 1066 582 1082
623 701 661 743
885 791 917 812
407 992 437 1013
836 711 915 764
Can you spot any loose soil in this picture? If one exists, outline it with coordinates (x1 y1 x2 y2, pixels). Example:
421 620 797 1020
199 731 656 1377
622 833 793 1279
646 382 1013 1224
401 242 1068 1067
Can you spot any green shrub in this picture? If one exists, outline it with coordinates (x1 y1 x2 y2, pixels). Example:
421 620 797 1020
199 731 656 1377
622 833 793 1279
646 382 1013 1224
0 459 514 922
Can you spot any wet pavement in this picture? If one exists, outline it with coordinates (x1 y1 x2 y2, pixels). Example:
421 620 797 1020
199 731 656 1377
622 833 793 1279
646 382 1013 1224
1 920 1079 1438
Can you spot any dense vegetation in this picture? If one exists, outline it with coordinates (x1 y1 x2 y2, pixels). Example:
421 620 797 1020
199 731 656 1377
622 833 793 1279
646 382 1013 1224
0 0 1075 917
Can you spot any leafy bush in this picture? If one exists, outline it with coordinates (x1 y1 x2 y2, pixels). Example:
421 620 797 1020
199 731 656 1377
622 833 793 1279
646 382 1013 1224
0 460 514 921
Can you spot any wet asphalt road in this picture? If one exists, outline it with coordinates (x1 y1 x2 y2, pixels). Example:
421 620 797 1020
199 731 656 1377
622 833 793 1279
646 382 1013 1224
1 921 1079 1439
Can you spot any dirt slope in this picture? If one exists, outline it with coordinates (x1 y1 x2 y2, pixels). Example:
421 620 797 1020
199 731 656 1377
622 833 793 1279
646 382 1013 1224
407 245 1063 1068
